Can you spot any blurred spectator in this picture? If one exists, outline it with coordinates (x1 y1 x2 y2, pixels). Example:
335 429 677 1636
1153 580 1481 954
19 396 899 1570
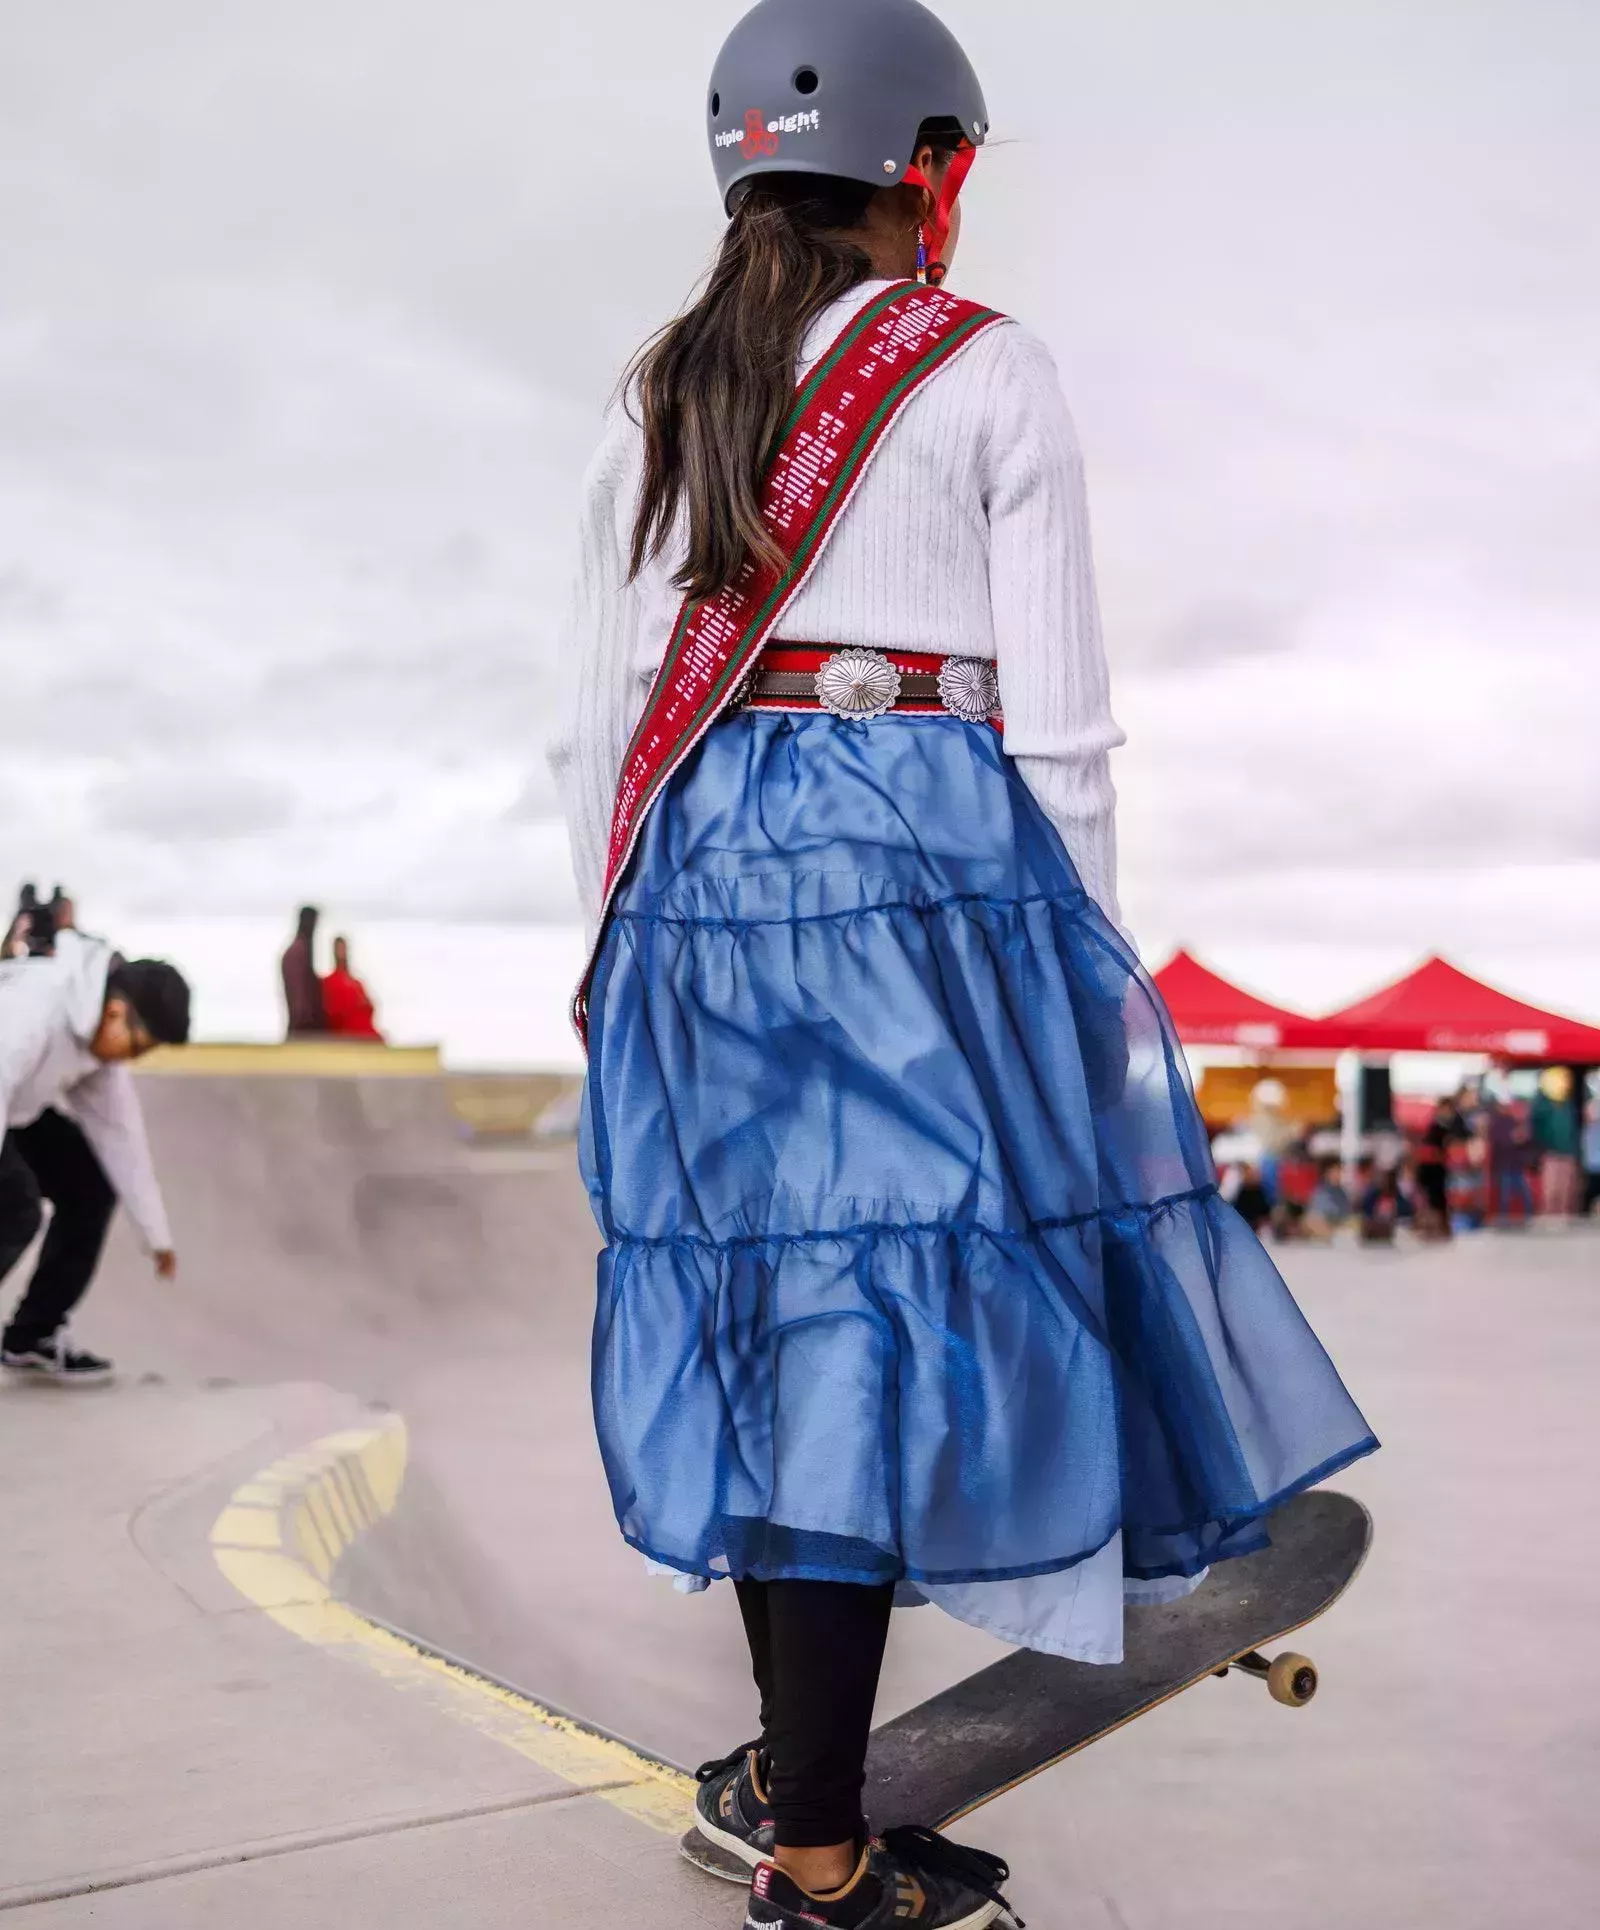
1481 1092 1535 1228
1453 1083 1490 1228
1415 1095 1467 1239
1247 1078 1294 1211
280 907 327 1039
1582 1092 1600 1219
321 936 383 1042
1358 1159 1407 1245
1303 1160 1352 1242
1269 1136 1319 1243
1531 1068 1580 1220
8 886 73 959
1231 1163 1273 1234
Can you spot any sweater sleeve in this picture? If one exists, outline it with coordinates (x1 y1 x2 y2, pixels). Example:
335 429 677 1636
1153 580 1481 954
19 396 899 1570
64 1065 173 1254
983 327 1126 930
547 410 650 939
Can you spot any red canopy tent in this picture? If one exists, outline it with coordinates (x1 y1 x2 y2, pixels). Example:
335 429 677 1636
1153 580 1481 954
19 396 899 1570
1152 949 1328 1050
1313 955 1600 1061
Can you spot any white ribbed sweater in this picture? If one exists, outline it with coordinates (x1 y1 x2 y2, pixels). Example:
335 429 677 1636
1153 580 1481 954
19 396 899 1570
549 279 1125 931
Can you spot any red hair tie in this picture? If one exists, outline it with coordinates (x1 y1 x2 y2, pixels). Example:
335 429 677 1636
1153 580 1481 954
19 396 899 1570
904 140 977 285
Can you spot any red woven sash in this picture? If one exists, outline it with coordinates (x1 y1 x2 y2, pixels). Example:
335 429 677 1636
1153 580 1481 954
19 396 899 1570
573 280 1009 1045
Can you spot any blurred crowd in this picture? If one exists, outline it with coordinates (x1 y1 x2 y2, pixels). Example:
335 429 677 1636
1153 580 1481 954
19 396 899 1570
3 884 74 962
279 905 384 1042
1218 1068 1600 1249
10 896 387 1047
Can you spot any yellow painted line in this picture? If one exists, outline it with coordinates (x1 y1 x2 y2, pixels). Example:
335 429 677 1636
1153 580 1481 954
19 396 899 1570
137 1041 443 1077
291 1510 334 1583
308 1471 354 1545
328 1463 370 1533
211 1505 282 1549
302 1483 345 1565
210 1416 694 1837
228 1481 287 1506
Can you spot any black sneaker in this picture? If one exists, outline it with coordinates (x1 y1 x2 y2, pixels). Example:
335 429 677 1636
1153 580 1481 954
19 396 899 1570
1 1339 115 1384
692 1740 776 1872
747 1826 1020 1930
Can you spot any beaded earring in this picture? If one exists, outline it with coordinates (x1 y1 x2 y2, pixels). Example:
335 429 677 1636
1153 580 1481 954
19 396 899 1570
916 224 929 284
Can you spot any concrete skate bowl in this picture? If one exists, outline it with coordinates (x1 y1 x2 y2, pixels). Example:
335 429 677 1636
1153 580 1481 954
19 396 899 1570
97 1065 777 1762
111 1068 593 1383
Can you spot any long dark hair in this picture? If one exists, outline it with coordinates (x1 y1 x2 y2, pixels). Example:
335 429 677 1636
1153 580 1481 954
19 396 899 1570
628 126 960 604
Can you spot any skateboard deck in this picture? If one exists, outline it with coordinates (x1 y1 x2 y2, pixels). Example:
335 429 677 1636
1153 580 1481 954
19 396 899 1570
682 1488 1370 1879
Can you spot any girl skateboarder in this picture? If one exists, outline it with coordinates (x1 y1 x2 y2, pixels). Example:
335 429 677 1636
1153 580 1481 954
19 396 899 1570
553 3 1377 1922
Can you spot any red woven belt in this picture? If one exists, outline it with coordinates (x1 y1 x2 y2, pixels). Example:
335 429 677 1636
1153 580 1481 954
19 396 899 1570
744 643 1002 725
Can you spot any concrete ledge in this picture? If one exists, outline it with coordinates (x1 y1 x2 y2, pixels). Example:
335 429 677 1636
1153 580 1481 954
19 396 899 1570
210 1418 695 1838
139 1042 443 1077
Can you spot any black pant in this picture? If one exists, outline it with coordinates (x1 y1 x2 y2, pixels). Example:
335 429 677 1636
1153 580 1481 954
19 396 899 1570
0 1111 116 1350
734 1577 895 1848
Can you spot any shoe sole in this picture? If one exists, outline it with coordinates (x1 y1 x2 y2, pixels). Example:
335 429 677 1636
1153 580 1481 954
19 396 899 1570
947 1906 1004 1930
688 1811 767 1875
1 1361 116 1386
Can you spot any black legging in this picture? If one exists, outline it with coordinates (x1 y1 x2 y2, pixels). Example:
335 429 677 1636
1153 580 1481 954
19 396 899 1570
735 1576 895 1848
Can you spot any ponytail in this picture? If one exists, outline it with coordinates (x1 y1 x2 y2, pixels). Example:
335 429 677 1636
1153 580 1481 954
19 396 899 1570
627 177 873 603
627 124 960 604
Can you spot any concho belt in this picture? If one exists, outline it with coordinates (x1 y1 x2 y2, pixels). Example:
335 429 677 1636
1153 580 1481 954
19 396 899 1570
739 644 1002 725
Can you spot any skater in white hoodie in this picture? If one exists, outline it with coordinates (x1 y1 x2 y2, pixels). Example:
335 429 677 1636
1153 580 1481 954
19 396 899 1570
0 928 190 1383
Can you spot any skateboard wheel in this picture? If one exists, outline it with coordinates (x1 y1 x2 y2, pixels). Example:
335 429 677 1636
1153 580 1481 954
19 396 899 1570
1266 1651 1318 1706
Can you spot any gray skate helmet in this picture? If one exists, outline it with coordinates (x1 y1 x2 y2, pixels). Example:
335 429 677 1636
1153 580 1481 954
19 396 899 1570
707 0 988 213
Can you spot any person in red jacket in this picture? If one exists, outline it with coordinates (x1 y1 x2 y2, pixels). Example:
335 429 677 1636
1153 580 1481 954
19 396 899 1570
320 936 383 1041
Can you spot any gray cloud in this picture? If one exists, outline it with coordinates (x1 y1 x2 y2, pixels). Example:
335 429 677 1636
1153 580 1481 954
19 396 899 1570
91 770 300 842
1139 595 1301 669
504 767 560 826
0 567 66 629
19 673 218 759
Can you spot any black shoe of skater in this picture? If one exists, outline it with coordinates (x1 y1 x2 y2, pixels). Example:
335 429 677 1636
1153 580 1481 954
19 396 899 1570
693 1740 776 1871
746 1826 1022 1930
0 1337 115 1384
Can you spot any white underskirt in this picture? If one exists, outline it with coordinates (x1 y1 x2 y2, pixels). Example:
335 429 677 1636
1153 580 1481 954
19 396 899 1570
647 1537 1206 1666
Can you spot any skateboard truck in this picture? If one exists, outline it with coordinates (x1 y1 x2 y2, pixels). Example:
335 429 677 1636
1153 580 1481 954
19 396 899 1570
1212 1647 1319 1706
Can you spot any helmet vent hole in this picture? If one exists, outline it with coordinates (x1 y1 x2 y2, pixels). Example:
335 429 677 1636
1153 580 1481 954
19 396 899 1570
793 67 819 96
710 90 721 116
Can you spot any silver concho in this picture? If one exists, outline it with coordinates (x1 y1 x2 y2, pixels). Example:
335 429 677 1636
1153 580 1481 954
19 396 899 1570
815 648 902 720
937 656 1000 723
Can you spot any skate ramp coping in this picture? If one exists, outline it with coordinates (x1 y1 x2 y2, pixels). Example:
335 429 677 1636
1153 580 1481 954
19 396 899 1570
140 1041 443 1076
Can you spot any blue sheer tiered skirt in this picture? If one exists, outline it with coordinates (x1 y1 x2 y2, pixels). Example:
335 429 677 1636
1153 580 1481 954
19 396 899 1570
580 708 1376 1663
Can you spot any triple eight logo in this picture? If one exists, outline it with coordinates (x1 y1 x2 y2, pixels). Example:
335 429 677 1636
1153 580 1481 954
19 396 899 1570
716 107 822 156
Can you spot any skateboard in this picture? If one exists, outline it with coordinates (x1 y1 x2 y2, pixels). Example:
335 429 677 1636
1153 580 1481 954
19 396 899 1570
682 1487 1370 1878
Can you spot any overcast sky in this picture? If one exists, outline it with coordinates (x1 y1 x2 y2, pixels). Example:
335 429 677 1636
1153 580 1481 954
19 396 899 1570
3 1 1597 1004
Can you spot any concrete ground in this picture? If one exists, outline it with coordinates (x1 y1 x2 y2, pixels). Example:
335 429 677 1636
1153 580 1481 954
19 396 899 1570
0 1376 741 1927
3 1072 1597 1927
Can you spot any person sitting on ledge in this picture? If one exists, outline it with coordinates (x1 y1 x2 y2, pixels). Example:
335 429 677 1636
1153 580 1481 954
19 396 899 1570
320 935 384 1042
